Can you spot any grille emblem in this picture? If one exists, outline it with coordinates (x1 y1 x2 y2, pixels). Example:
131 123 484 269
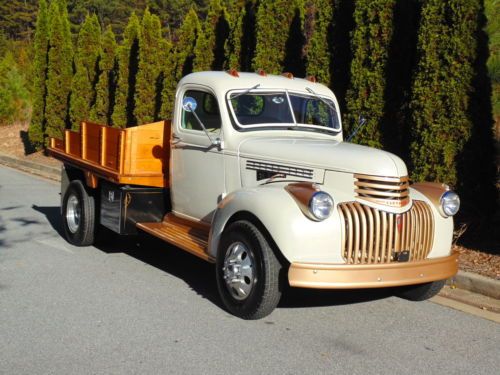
396 214 402 233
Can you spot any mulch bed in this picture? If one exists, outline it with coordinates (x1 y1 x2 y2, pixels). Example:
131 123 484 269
1 122 61 167
455 245 500 280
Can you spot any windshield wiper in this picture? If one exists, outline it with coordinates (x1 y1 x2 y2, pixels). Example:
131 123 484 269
288 125 334 134
305 87 337 113
231 84 261 99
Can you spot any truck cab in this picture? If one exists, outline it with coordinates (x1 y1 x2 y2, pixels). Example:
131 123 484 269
49 71 460 319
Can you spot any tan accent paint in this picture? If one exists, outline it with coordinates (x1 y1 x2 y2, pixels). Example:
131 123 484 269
48 120 171 188
137 213 214 263
354 174 410 208
284 182 319 220
288 252 458 289
338 201 434 264
357 174 409 183
411 182 450 217
84 171 98 189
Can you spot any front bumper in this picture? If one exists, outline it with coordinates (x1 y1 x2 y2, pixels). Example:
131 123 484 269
288 252 458 289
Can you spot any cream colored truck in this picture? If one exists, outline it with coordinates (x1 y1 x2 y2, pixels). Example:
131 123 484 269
48 71 460 319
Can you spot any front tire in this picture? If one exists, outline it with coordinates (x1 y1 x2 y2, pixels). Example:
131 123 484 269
62 180 97 246
397 280 445 301
216 220 282 320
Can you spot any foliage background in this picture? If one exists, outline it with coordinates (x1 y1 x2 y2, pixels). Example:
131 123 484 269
0 0 498 251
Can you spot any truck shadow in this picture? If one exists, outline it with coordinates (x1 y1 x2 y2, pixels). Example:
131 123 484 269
32 205 64 237
280 287 394 309
32 204 396 313
95 232 397 312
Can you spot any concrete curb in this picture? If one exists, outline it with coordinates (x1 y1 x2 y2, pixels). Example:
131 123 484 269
0 152 499 301
0 152 60 181
447 270 500 300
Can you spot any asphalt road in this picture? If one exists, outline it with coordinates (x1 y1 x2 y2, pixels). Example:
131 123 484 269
0 165 499 375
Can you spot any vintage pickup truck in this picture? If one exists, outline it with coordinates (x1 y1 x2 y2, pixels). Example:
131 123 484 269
48 70 460 319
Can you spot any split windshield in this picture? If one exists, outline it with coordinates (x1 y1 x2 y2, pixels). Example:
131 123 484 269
228 90 341 132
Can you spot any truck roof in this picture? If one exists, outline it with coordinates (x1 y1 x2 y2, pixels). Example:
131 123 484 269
178 71 336 99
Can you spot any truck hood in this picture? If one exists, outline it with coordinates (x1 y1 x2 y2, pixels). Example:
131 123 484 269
238 137 408 177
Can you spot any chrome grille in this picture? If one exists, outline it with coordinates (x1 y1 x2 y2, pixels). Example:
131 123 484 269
246 160 313 179
354 174 410 208
338 201 434 264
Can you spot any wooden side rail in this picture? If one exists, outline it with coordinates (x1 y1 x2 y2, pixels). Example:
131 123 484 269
65 130 82 157
48 120 171 188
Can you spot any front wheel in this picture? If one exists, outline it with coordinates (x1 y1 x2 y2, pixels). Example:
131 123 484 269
62 180 97 246
216 220 283 320
396 280 445 301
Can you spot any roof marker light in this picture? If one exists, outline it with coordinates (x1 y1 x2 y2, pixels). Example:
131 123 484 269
227 69 239 77
282 72 294 79
257 69 267 76
306 76 317 83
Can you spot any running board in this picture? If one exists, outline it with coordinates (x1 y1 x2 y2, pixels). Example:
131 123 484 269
136 214 214 263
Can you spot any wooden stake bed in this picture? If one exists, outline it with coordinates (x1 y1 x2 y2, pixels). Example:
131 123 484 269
48 120 171 188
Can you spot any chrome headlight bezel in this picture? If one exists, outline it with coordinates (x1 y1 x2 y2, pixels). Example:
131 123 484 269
440 190 460 217
309 191 334 221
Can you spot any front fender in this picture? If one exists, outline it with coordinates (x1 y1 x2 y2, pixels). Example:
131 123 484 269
208 184 344 263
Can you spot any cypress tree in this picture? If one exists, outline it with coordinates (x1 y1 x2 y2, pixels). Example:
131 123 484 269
159 8 200 119
410 0 479 185
194 0 230 71
69 13 101 130
253 0 304 74
344 0 394 148
44 0 73 142
112 12 141 128
174 7 201 80
225 1 245 71
304 0 333 85
225 1 258 72
134 8 163 124
160 37 176 119
90 25 117 125
28 0 49 150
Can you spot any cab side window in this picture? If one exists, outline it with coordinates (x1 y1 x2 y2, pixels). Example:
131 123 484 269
182 90 221 132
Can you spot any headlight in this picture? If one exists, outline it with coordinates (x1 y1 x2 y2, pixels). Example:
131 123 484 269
309 191 334 220
440 191 460 216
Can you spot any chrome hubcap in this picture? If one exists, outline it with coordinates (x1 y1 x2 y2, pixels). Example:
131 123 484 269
66 194 81 234
222 242 255 301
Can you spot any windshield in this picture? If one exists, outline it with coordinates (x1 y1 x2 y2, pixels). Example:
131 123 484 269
228 90 341 132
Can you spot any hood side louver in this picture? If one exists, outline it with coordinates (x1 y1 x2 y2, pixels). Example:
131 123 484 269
246 160 314 180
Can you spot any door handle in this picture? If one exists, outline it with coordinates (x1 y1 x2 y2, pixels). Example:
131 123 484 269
171 133 183 144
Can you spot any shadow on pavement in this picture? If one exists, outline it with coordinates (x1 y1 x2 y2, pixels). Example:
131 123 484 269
280 287 394 309
32 205 64 237
31 204 396 314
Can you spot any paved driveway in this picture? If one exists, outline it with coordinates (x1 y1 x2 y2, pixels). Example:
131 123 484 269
0 165 498 374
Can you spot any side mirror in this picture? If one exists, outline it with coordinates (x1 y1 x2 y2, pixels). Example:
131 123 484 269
182 97 197 112
346 114 368 142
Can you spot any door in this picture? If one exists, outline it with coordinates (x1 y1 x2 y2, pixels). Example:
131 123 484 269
171 87 225 223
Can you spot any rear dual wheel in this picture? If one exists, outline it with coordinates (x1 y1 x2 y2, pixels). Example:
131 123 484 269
62 180 97 246
216 220 283 320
